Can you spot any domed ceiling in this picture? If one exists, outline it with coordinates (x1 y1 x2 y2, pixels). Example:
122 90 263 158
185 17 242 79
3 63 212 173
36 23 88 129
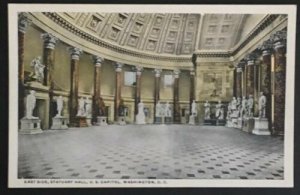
54 12 247 56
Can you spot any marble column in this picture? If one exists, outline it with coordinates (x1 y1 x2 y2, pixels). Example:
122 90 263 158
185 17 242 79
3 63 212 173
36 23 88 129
272 30 286 135
134 66 143 117
92 56 103 123
153 69 161 121
114 63 123 121
41 33 59 128
18 13 31 120
258 39 273 131
68 48 83 126
189 69 195 114
173 69 181 123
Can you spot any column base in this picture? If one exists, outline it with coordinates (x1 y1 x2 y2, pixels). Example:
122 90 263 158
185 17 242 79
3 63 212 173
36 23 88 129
20 117 43 134
96 116 108 126
252 118 271 135
242 117 255 133
51 116 68 130
118 116 126 125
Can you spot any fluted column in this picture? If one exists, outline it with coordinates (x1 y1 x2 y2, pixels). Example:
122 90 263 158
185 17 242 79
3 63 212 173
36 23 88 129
134 66 143 117
41 33 59 128
153 69 161 121
272 30 286 135
92 56 103 123
68 48 83 126
114 63 123 121
189 69 195 114
258 39 273 131
18 13 31 120
173 69 181 123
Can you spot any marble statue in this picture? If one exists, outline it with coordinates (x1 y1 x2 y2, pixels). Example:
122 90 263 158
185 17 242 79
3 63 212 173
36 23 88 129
215 100 224 119
30 56 45 83
241 96 247 118
136 101 146 124
258 92 267 118
97 97 106 116
204 100 211 119
85 97 92 118
77 97 86 116
165 102 172 117
155 101 162 117
55 96 63 117
231 97 237 110
191 100 197 116
247 95 254 117
26 90 38 119
226 102 231 119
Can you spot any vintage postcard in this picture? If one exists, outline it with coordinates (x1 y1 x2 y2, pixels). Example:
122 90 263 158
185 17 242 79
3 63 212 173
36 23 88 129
8 4 296 187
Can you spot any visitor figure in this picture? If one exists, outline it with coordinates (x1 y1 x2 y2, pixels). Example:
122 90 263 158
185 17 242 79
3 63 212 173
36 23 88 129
165 102 172 117
215 100 223 119
26 90 38 119
30 56 45 83
55 96 63 117
191 100 197 116
241 96 247 118
155 101 162 117
77 97 86 116
247 95 254 117
204 100 211 119
258 92 267 118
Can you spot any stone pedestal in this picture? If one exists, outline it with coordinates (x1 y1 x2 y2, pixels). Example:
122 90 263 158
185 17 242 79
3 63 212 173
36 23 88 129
154 117 162 124
242 117 254 133
51 117 68 130
74 116 88 127
136 114 146 124
20 118 43 134
226 119 233 127
86 117 92 126
97 116 107 126
216 119 226 126
232 117 238 128
188 115 195 125
252 118 271 135
118 116 126 125
181 116 187 124
165 117 173 124
237 118 243 129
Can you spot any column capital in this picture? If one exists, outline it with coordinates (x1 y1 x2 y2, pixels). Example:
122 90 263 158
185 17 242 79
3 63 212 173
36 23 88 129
115 62 123 72
173 69 181 78
245 53 258 66
190 68 195 76
18 13 32 33
41 33 59 50
154 69 162 77
68 47 83 60
271 30 287 50
135 66 143 76
93 55 104 67
258 39 273 56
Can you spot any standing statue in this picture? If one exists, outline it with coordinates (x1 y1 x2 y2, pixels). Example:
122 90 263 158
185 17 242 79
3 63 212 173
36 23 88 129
30 56 45 83
26 90 38 119
226 102 231 120
136 101 146 124
215 100 223 119
155 101 162 117
97 97 106 116
241 96 247 118
55 96 63 117
247 95 254 117
258 92 267 118
165 102 172 117
204 100 211 119
77 97 86 116
85 97 92 118
191 100 197 116
231 97 237 110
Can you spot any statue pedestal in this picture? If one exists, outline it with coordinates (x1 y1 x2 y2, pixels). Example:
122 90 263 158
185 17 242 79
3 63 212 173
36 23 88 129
231 117 238 128
188 115 195 125
165 117 173 124
96 116 107 126
118 116 126 125
242 117 254 133
237 118 243 129
74 116 88 127
20 117 43 134
51 116 68 130
226 119 233 127
252 118 271 135
154 117 162 124
136 114 146 124
86 117 92 127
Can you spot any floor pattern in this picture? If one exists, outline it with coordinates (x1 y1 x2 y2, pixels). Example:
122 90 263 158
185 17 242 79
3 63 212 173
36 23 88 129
18 125 284 179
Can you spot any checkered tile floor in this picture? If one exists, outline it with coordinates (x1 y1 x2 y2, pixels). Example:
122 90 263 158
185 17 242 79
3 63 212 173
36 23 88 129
18 125 284 179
